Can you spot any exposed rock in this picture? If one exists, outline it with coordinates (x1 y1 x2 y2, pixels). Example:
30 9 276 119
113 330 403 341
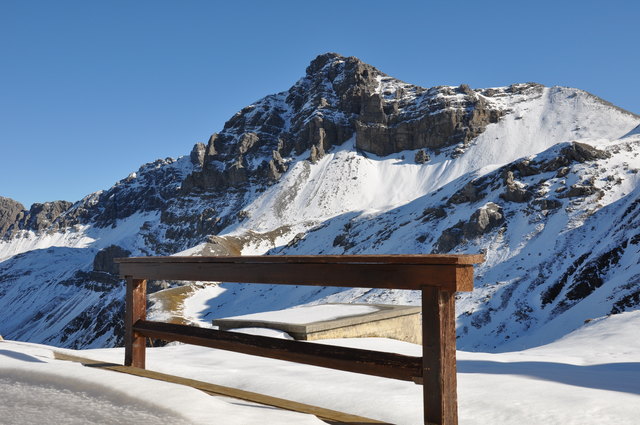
2 200 75 235
558 183 601 199
565 246 624 301
93 245 132 275
60 270 122 291
286 233 306 248
500 171 532 203
513 159 540 177
532 199 563 210
449 181 482 204
355 92 504 156
541 252 590 307
556 167 570 178
0 196 25 238
562 142 611 162
457 83 474 96
463 202 505 238
309 144 322 163
190 142 206 167
414 149 430 164
421 206 447 222
58 297 124 349
182 53 505 192
162 207 223 240
238 132 259 155
434 226 464 254
268 150 288 180
538 142 611 173
206 133 219 156
434 202 504 252
611 284 640 314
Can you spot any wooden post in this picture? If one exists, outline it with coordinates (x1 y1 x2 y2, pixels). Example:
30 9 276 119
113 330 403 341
124 277 147 368
422 286 458 425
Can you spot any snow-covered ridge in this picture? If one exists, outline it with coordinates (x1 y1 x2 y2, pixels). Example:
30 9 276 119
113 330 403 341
1 53 639 352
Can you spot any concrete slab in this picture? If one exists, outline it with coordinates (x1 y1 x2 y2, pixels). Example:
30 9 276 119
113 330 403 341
213 304 422 344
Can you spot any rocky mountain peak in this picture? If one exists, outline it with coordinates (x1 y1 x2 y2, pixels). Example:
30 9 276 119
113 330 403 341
301 52 388 106
305 52 346 75
182 53 505 193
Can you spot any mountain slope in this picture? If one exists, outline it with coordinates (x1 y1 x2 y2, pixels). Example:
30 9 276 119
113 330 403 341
0 53 639 350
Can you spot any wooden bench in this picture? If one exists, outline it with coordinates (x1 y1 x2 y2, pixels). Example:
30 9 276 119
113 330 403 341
116 254 483 425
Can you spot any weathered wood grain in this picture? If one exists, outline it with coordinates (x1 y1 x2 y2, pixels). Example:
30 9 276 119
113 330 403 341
124 277 146 368
422 287 458 425
118 261 477 291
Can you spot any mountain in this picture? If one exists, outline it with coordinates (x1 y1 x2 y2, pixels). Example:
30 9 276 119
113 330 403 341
1 53 639 350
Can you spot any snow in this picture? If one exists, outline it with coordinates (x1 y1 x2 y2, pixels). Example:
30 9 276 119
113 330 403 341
181 283 227 327
226 86 638 242
220 304 379 324
2 309 639 424
0 341 324 425
0 211 158 263
0 374 188 425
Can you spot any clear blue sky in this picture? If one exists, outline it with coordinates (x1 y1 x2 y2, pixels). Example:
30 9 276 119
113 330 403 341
2 0 639 207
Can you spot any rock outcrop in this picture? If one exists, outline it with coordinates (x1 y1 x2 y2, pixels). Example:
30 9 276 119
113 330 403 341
500 171 532 203
182 53 506 193
0 197 72 238
93 245 132 275
434 202 505 252
0 196 25 238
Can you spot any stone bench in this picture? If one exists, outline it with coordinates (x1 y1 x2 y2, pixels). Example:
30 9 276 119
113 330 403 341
213 303 422 344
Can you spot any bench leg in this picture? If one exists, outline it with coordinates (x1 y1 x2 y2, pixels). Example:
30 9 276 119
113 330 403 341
125 277 147 368
422 286 458 425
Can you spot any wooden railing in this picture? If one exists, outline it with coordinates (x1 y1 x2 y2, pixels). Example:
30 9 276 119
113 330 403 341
116 254 483 425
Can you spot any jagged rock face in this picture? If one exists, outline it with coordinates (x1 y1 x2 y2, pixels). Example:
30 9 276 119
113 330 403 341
0 196 25 238
0 197 72 238
190 142 206 167
182 53 506 192
500 171 532 203
21 201 73 232
355 84 505 156
93 245 132 275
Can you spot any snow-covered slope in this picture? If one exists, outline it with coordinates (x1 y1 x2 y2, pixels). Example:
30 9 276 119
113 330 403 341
1 53 639 351
2 309 639 424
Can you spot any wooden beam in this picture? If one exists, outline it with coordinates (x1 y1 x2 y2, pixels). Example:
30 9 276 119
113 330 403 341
124 277 147 368
53 352 391 424
116 254 485 265
421 287 458 425
133 320 423 382
117 261 476 292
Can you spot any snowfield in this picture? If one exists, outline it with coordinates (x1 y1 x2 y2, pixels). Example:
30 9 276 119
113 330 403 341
2 309 639 425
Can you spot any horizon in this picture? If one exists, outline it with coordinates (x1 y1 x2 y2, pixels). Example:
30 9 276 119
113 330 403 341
2 0 639 207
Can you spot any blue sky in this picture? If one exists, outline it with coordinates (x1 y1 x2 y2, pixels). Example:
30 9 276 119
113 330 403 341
2 0 639 207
